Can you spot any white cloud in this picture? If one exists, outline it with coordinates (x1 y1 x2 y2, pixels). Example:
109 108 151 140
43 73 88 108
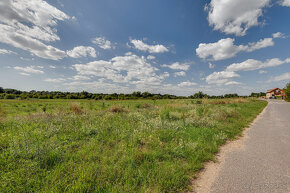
270 73 290 82
147 55 156 60
178 81 197 87
196 37 274 61
162 62 191 71
174 71 186 77
44 78 66 83
14 66 44 74
73 54 167 86
0 48 16 55
206 71 240 84
130 39 168 53
92 37 113 50
209 62 215 69
280 0 290 6
226 58 290 72
259 70 267 74
224 81 242 85
205 57 290 85
272 32 286 38
67 46 97 58
206 0 270 36
72 75 91 80
49 65 56 69
19 72 30 76
0 0 69 60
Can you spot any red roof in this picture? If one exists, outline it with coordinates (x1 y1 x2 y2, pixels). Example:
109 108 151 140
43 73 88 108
267 88 281 93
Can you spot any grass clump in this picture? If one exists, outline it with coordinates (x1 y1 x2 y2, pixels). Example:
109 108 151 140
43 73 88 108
109 106 126 113
70 103 83 114
0 98 267 192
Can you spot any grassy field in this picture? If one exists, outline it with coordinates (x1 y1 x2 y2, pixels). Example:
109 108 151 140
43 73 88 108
0 98 267 192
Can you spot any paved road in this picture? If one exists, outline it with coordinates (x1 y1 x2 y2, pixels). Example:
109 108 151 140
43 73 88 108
209 100 290 193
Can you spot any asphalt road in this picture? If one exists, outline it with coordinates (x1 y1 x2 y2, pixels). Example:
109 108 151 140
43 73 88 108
209 100 290 193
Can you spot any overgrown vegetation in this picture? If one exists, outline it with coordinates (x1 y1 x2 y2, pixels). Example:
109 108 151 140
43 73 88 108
0 98 267 192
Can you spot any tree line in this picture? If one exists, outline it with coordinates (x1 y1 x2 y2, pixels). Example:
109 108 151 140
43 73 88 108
1 85 288 100
0 87 249 100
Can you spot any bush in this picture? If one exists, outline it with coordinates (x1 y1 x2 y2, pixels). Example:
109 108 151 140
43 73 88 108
4 94 16 99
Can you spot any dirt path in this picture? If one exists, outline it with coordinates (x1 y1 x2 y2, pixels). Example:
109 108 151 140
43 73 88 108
193 100 290 193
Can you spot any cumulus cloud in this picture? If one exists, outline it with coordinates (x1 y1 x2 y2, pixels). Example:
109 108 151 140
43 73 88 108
206 0 270 36
272 32 286 38
280 0 290 6
174 71 186 77
205 57 290 85
92 37 113 50
130 39 168 53
14 66 44 75
162 62 191 71
206 71 240 84
67 46 97 58
0 48 16 55
0 0 69 60
178 81 197 87
147 55 156 60
73 54 168 86
269 72 290 82
196 37 274 61
226 58 290 72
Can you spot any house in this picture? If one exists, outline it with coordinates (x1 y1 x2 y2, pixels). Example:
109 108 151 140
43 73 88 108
266 88 285 99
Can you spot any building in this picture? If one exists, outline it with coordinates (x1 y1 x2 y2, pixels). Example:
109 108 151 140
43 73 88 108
266 88 285 99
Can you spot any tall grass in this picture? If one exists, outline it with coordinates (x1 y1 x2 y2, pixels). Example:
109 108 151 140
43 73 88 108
0 99 267 192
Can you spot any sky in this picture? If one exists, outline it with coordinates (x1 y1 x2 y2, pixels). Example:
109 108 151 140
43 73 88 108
0 0 290 96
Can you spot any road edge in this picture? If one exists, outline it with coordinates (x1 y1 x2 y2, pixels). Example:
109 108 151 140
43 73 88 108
190 100 269 193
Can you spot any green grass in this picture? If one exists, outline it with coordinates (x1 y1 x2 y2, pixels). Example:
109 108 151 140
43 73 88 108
0 98 267 192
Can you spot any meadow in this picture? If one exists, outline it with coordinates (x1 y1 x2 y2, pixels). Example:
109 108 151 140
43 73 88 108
0 98 267 192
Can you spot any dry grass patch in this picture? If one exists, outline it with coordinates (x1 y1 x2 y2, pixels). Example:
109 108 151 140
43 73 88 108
70 103 84 114
109 106 127 113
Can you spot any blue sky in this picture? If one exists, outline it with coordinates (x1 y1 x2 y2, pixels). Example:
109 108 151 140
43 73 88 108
0 0 290 96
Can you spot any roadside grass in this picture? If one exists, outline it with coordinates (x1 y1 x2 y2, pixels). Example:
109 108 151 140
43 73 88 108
0 99 267 192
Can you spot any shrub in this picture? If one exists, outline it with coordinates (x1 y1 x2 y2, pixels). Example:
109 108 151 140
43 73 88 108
4 94 16 99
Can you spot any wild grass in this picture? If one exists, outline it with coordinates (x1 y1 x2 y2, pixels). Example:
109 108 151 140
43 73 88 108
0 98 267 192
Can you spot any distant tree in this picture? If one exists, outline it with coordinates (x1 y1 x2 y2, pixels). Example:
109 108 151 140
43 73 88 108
193 91 205 99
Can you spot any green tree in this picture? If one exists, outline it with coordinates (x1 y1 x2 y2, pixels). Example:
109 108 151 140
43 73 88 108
285 83 290 102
